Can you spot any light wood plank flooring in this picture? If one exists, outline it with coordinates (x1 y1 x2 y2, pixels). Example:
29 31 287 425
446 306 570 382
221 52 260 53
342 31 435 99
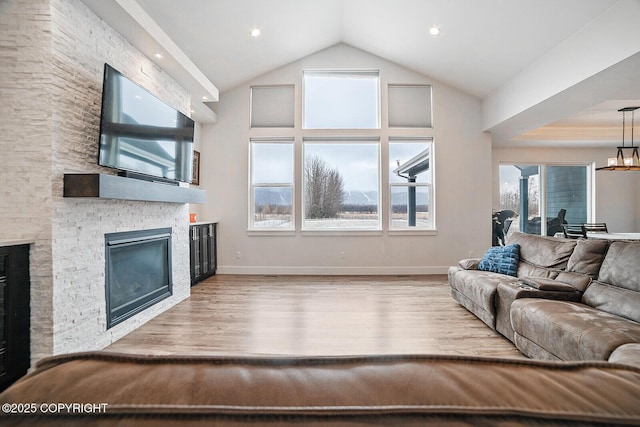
106 275 526 359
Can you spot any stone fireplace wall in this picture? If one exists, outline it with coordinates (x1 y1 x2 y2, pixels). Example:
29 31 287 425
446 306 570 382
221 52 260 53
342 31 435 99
0 0 193 363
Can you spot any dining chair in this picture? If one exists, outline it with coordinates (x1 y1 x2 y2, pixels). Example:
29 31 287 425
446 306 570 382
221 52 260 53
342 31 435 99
562 224 586 239
581 223 608 236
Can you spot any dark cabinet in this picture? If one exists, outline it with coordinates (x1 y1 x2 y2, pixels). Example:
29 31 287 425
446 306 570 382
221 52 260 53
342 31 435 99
0 244 30 392
189 223 217 285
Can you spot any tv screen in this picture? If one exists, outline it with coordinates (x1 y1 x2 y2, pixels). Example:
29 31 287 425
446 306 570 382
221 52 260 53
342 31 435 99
98 64 194 183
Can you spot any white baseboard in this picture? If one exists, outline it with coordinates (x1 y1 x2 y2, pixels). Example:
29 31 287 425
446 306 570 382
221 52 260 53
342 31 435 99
216 265 450 275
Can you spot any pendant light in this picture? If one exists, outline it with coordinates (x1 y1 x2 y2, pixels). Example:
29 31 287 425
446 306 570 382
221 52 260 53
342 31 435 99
597 106 640 171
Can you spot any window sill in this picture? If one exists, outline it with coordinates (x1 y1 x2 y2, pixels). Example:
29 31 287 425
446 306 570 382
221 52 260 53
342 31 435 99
301 229 383 237
388 229 437 236
247 230 296 237
247 229 437 237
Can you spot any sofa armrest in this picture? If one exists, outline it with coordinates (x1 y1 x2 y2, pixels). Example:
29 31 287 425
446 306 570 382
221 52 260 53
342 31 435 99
458 258 481 270
519 276 579 292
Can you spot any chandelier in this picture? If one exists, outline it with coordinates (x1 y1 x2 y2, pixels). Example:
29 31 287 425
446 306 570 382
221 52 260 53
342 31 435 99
597 106 640 171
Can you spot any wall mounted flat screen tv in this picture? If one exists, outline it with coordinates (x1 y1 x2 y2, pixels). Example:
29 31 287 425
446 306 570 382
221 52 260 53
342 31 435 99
98 64 194 183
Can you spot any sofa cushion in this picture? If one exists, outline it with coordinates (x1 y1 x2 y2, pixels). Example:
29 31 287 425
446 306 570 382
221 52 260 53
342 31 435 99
516 262 560 279
495 281 582 342
595 241 640 291
513 332 563 361
566 238 609 276
554 271 592 292
548 239 606 292
583 241 640 322
519 276 578 292
582 281 640 323
507 232 576 271
511 299 640 361
477 244 520 276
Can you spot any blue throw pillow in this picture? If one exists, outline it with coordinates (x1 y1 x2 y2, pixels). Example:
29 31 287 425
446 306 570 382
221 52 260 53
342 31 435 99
477 244 520 276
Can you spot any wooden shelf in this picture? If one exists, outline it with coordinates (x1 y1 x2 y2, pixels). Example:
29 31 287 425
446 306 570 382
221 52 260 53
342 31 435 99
63 174 205 204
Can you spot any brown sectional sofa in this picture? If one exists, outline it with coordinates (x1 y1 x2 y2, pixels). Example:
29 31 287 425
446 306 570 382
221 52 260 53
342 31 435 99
2 352 640 426
449 231 640 365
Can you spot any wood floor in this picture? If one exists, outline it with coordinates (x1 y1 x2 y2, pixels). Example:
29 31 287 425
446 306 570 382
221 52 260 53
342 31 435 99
106 275 526 359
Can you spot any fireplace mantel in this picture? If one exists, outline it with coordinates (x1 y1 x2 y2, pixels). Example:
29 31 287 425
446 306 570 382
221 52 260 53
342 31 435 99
63 174 205 204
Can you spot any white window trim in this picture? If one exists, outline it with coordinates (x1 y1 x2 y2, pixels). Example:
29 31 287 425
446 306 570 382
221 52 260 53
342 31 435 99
247 70 439 236
302 69 381 130
389 182 433 230
301 137 382 232
498 161 594 236
387 84 433 129
388 138 435 231
250 84 296 128
248 138 295 231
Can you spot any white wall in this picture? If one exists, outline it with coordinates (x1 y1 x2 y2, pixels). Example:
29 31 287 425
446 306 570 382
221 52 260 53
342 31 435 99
0 0 56 361
492 146 640 232
200 44 492 274
483 0 640 133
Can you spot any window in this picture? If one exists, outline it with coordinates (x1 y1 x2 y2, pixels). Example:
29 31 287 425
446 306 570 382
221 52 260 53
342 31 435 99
499 164 591 237
248 69 437 234
303 139 380 230
250 85 295 128
388 85 432 128
389 139 433 229
545 166 588 229
303 70 380 129
250 140 294 229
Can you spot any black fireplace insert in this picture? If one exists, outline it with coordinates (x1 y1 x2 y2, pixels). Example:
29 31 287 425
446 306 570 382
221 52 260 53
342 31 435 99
105 228 172 328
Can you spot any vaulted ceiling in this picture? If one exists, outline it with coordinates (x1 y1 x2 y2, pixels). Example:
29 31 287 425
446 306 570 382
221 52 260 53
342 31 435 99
81 0 640 147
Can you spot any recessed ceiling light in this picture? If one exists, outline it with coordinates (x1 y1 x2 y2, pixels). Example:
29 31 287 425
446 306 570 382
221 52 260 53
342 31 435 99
250 28 261 38
154 52 163 59
202 96 208 101
429 26 441 36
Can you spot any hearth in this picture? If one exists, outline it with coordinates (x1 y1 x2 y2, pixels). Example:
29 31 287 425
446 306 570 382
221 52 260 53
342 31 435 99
105 228 173 328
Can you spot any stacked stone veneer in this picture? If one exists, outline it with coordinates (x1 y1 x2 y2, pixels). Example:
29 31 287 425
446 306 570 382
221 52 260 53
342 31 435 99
0 0 192 363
